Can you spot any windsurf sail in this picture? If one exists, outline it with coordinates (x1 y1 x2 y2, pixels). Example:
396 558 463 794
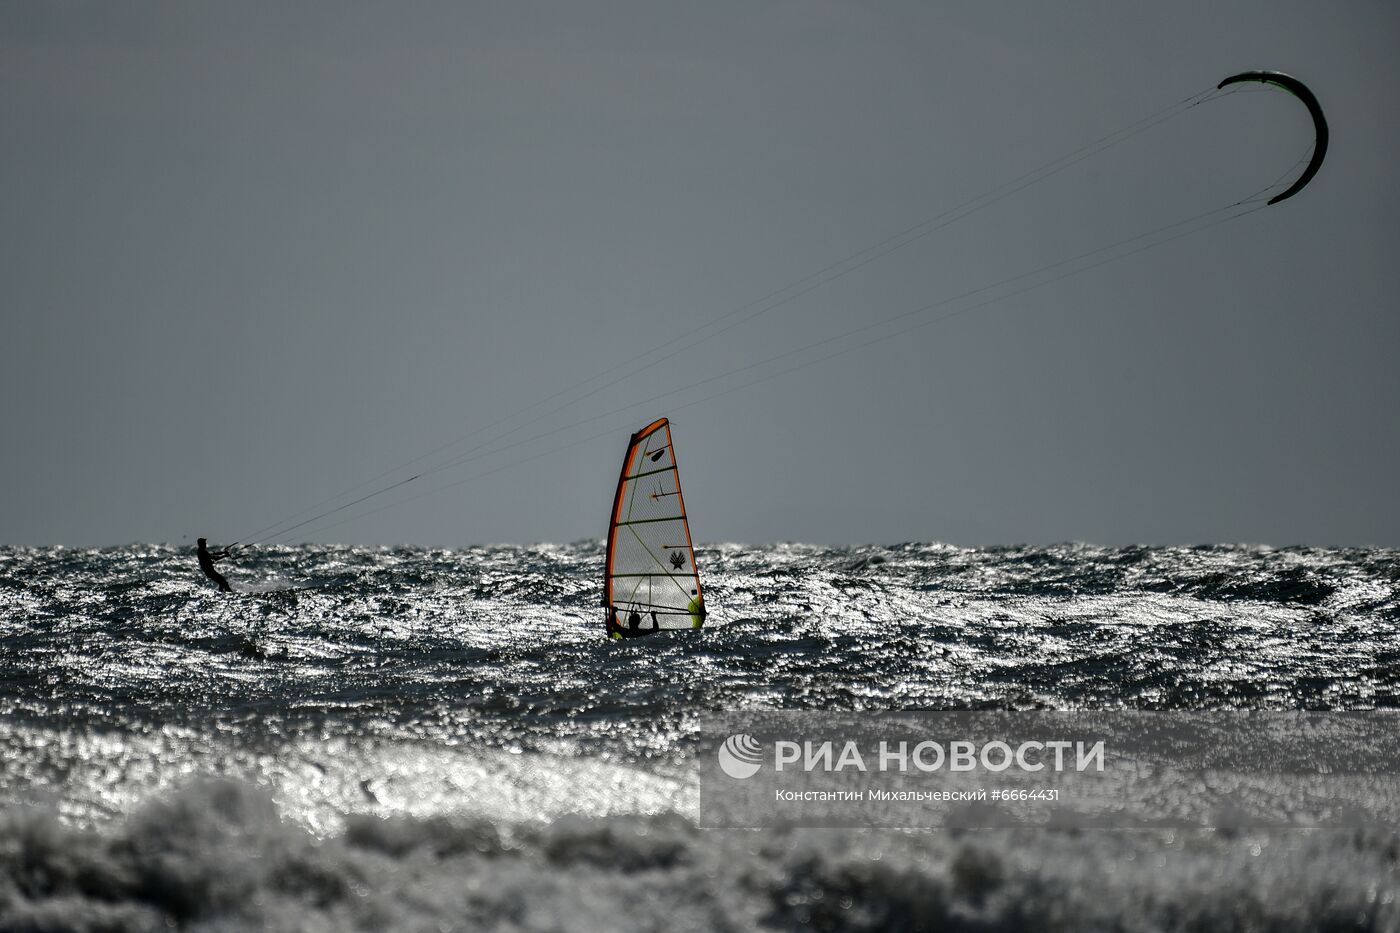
604 418 705 639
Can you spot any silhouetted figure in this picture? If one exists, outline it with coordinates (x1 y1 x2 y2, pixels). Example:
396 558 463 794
625 610 663 635
607 606 662 639
197 537 233 593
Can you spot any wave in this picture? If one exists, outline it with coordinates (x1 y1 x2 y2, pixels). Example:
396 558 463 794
3 780 1397 932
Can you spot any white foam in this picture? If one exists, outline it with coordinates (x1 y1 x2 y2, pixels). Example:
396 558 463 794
3 780 1397 932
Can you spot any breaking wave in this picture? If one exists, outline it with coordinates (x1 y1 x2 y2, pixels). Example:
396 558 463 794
4 779 1399 932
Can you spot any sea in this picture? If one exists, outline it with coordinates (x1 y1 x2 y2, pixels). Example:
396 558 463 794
2 541 1399 931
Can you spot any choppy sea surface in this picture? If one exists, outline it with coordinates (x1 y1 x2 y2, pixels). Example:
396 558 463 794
2 541 1399 931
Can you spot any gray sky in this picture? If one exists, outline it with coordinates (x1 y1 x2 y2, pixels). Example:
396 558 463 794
3 1 1397 548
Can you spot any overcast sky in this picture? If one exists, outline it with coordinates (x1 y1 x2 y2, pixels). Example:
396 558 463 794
2 1 1397 548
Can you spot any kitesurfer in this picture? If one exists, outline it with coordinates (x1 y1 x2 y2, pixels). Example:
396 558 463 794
196 537 234 593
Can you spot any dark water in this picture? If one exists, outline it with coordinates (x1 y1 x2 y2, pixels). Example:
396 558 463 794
2 542 1399 930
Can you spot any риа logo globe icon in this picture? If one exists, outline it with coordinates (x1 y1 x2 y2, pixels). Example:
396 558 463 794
718 733 763 779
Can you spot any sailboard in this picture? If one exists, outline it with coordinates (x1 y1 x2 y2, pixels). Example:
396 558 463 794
604 418 705 639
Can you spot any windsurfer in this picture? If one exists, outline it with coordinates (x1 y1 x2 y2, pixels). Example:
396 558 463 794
607 606 662 638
